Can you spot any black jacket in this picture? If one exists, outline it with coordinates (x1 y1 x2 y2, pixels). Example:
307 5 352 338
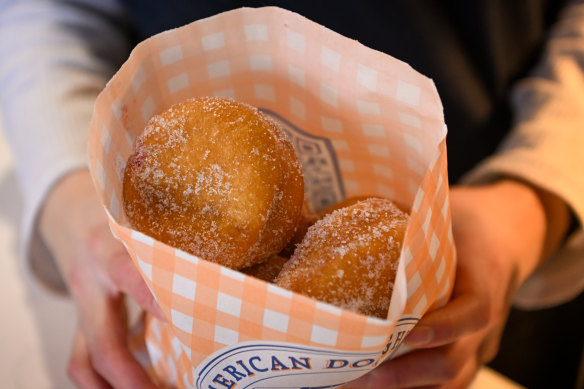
119 0 566 182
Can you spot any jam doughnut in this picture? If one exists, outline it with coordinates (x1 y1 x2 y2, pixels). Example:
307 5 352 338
123 97 304 269
274 198 408 318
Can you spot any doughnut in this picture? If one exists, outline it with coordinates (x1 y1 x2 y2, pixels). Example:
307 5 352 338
123 97 305 269
274 198 408 318
241 255 289 282
321 195 409 217
319 195 374 217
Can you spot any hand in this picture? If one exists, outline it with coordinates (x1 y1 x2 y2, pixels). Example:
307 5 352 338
39 169 165 389
347 179 570 388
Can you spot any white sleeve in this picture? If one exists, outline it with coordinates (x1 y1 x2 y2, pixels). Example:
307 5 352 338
462 0 584 309
0 0 132 291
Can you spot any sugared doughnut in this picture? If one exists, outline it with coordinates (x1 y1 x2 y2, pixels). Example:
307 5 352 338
319 195 374 217
321 195 410 217
123 97 304 269
274 198 408 318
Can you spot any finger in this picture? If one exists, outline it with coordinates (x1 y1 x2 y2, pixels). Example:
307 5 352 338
107 251 166 321
420 356 480 389
67 330 112 389
405 294 488 348
84 295 158 389
353 334 482 388
87 221 165 322
443 355 481 389
477 318 506 364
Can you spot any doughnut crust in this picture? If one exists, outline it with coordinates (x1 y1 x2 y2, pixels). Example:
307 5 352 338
321 195 409 217
123 97 304 269
275 198 408 318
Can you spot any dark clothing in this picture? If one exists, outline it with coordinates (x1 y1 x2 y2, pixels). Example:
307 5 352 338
119 0 566 182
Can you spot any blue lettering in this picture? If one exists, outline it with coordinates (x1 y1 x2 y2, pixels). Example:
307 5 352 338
382 334 393 355
325 359 349 369
289 356 312 370
271 356 290 371
391 331 407 351
223 365 247 381
249 356 268 372
236 360 255 377
351 359 375 368
211 374 236 389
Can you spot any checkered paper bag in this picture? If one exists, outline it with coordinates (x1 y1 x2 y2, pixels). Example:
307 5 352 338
88 7 456 388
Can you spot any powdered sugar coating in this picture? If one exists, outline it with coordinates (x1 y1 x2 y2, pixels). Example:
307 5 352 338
275 198 408 318
123 97 304 269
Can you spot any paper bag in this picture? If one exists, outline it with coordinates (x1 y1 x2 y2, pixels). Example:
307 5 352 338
88 7 456 388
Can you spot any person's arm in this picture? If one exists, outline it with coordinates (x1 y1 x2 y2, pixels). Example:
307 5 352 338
350 179 564 389
462 0 584 309
0 0 131 290
349 1 584 388
0 1 163 388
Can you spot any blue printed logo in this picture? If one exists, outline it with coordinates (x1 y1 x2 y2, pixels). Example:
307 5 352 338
193 342 381 389
261 109 345 213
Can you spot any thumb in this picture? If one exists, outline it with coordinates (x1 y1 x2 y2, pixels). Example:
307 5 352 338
405 293 488 348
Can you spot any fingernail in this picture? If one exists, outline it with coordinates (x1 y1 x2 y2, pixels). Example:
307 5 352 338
405 326 433 347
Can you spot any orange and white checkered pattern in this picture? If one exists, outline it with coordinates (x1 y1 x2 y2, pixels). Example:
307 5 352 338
88 7 455 388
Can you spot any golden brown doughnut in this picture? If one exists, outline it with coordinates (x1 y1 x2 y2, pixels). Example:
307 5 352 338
123 97 304 269
321 195 410 217
274 198 408 318
319 195 374 217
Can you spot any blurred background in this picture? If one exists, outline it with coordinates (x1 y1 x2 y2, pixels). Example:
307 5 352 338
0 112 76 388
